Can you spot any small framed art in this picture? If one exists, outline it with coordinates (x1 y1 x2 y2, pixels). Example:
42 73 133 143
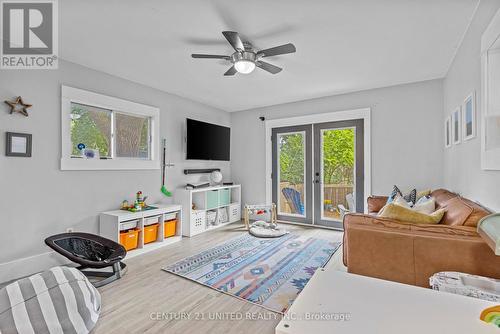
462 92 476 141
445 116 451 148
452 107 461 145
6 132 32 157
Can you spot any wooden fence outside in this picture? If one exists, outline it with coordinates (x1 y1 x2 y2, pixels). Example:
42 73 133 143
279 182 353 214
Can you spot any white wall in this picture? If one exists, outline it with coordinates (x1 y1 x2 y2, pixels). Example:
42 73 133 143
443 0 500 211
0 60 230 280
231 79 444 205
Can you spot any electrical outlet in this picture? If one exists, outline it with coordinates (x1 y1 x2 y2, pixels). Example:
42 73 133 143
66 228 74 233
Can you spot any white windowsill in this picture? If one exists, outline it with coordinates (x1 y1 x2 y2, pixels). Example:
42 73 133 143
60 157 160 170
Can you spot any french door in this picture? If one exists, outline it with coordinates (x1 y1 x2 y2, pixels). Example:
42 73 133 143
272 125 313 224
271 120 364 229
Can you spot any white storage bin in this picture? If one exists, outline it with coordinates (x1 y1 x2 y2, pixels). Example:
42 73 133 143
164 212 177 221
229 204 241 223
217 207 229 225
191 210 206 235
119 219 139 231
206 210 217 226
144 215 161 226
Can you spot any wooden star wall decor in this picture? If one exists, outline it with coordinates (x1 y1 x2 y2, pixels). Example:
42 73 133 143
5 96 32 117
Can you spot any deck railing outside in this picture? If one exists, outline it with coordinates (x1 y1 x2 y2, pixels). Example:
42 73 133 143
279 182 353 219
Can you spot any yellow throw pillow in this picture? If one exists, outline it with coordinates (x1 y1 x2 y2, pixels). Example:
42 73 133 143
379 203 445 224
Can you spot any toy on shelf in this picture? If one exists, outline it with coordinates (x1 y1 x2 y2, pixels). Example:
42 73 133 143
120 191 157 212
244 204 288 238
480 305 500 328
121 200 129 210
136 191 145 208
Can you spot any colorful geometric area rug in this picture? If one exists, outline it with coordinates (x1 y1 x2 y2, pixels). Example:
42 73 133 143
163 233 341 313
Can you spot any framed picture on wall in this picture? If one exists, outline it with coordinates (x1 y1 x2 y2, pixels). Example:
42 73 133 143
6 132 32 157
452 107 461 145
444 116 451 148
462 92 476 141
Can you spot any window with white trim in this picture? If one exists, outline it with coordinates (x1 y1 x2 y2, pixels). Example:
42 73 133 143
61 86 160 170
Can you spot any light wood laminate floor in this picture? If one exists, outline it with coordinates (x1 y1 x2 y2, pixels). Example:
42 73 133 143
92 222 345 334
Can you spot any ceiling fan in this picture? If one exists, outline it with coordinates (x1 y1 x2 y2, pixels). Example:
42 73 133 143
191 31 296 76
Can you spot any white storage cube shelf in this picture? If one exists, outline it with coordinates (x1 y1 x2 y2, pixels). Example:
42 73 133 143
177 185 242 237
99 204 182 259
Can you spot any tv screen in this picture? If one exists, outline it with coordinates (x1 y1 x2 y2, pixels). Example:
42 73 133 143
186 119 230 161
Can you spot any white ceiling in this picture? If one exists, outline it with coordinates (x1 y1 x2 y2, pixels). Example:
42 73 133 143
60 0 479 112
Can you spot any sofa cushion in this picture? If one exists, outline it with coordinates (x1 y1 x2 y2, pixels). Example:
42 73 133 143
439 197 472 226
461 198 490 227
431 189 459 208
368 196 388 214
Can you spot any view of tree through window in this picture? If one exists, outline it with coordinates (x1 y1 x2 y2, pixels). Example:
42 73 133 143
115 113 149 158
70 103 111 157
321 128 355 221
278 133 306 215
322 128 355 185
70 102 150 159
279 133 305 186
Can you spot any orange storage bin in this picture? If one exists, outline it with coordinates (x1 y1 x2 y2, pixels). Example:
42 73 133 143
164 219 177 238
119 228 140 251
143 223 159 244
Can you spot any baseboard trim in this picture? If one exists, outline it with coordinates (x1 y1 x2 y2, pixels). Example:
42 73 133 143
278 220 344 232
0 251 70 284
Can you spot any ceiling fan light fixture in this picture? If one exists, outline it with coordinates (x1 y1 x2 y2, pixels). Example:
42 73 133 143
192 31 296 76
234 60 255 74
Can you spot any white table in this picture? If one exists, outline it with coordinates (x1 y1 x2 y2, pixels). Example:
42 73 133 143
276 270 498 334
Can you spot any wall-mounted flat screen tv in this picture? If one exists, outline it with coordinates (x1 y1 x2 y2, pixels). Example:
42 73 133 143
186 118 230 161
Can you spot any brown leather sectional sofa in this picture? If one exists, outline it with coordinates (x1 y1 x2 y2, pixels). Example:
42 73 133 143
343 189 500 287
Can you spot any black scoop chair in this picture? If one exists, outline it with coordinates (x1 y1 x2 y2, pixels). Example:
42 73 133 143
45 232 127 288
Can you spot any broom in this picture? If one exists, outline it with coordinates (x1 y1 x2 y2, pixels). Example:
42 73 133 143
161 138 172 197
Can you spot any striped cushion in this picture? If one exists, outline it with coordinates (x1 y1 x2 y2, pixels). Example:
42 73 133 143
0 266 101 334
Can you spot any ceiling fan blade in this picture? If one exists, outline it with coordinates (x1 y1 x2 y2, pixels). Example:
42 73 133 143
224 66 237 76
257 43 296 57
256 61 282 74
222 31 245 51
191 54 230 59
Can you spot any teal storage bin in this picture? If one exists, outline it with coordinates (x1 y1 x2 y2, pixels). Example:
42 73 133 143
207 190 219 209
220 188 231 206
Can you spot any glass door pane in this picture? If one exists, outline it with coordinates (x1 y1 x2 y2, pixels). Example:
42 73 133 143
320 127 356 222
278 132 306 217
272 125 312 224
314 120 364 229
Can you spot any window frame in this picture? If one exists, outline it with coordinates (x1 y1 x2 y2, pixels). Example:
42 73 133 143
61 85 160 170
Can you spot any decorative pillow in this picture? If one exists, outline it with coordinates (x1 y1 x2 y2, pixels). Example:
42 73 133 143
393 195 412 209
403 189 417 206
387 185 417 206
413 196 436 215
387 185 402 204
379 203 445 225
